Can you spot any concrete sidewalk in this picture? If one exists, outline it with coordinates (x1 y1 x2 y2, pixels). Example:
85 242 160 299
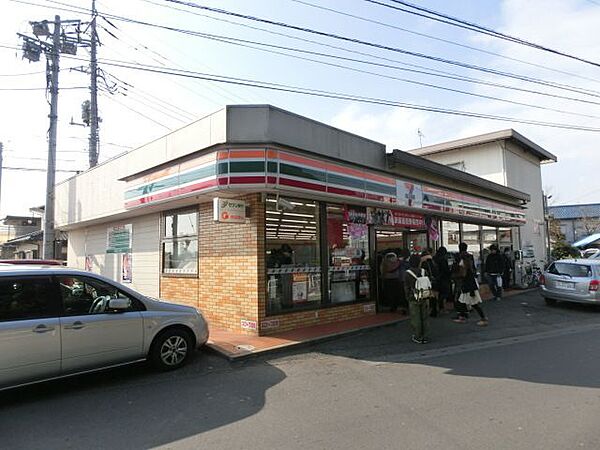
206 288 534 360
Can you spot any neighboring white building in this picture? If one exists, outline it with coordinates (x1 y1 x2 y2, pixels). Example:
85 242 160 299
408 129 557 263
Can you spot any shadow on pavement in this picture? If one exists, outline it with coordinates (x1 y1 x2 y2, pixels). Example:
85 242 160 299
0 355 285 449
307 290 600 389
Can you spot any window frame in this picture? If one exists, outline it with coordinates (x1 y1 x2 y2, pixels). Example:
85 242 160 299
56 275 146 317
0 275 61 323
160 207 199 277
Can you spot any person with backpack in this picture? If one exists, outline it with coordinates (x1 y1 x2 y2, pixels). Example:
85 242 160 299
404 254 433 344
421 249 440 317
453 243 489 326
484 244 505 301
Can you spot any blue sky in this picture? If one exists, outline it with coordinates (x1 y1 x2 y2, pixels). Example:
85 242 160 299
1 0 600 217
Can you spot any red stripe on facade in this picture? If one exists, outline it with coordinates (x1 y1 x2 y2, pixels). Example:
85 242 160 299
228 176 267 184
327 186 365 199
279 177 327 192
125 179 218 208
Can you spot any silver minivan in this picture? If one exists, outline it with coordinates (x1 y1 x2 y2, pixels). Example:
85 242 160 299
540 259 600 305
0 265 209 391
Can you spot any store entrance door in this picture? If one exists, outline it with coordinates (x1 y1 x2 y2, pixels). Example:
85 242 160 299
374 227 405 312
373 228 431 311
406 230 429 254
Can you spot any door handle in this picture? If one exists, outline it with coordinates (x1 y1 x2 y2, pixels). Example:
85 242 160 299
33 324 55 333
64 321 85 330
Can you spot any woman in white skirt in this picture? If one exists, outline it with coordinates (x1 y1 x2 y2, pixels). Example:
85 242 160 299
453 252 488 326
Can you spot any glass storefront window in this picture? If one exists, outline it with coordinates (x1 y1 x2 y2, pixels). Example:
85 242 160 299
498 227 513 252
266 195 321 314
462 223 482 273
162 209 198 275
442 221 460 253
481 226 498 273
482 226 498 249
327 205 371 303
376 228 404 254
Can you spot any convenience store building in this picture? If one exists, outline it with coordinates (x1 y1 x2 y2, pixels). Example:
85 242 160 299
55 105 530 335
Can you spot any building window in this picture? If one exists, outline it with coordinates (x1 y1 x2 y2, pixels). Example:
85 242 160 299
462 223 482 273
441 221 460 253
161 209 198 275
327 204 370 304
266 195 321 314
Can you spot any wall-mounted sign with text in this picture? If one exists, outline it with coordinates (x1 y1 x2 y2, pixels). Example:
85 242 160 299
213 198 247 223
106 224 132 254
366 208 426 229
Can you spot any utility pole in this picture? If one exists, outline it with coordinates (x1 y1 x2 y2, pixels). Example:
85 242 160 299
19 14 90 258
42 15 61 260
0 142 3 216
89 0 99 167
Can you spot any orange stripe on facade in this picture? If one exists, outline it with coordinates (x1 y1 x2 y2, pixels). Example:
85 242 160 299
133 152 217 184
279 151 395 186
227 149 266 159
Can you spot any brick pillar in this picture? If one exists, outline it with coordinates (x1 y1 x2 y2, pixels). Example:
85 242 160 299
197 193 264 334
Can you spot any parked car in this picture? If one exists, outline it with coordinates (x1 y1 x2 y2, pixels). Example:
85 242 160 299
581 248 600 259
0 259 65 265
539 259 600 306
0 265 209 391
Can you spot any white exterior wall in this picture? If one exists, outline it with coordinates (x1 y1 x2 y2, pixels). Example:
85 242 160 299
504 143 547 261
421 140 548 262
419 142 506 185
55 108 226 228
66 213 160 297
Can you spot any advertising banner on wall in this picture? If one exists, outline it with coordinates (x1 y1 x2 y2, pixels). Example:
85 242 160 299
106 224 132 254
366 208 426 228
396 180 423 208
213 198 247 223
122 253 132 283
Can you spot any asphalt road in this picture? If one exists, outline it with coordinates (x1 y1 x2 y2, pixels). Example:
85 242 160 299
2 291 600 450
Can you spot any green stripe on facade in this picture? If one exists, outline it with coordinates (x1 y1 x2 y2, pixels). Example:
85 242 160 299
125 164 216 200
280 163 327 182
229 161 266 173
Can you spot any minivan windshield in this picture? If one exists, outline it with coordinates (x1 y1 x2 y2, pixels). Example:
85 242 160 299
550 262 593 278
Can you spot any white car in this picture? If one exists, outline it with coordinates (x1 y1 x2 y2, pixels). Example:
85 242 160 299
0 265 209 391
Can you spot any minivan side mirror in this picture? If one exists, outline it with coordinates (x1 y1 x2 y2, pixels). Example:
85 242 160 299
107 297 130 311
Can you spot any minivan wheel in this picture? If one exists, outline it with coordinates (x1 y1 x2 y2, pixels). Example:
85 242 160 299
545 298 557 306
150 328 193 371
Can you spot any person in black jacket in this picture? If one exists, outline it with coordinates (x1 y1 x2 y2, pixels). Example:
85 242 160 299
484 244 505 301
453 245 488 326
433 246 452 315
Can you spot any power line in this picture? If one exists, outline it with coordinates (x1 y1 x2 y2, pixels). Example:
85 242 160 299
159 27 600 121
82 7 600 118
162 0 600 99
13 0 600 105
2 166 81 173
289 0 600 86
129 2 600 108
7 1 600 132
367 0 600 69
89 57 600 132
0 70 46 76
0 86 87 91
99 91 173 130
13 0 600 100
